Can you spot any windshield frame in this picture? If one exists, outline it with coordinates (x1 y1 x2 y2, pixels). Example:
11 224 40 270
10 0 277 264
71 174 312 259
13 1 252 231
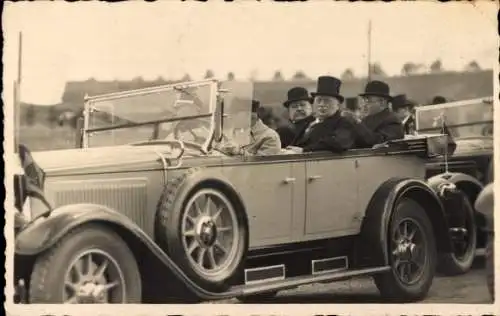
82 79 219 152
415 96 494 136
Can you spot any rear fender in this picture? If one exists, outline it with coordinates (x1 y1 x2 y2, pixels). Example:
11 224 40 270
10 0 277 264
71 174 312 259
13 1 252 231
357 178 451 267
14 203 239 301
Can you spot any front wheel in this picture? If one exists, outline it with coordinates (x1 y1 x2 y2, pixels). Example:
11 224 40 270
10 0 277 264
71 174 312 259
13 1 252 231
374 197 437 302
29 224 142 304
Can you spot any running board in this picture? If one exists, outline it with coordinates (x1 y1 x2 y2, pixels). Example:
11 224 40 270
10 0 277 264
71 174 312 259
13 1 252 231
233 266 390 296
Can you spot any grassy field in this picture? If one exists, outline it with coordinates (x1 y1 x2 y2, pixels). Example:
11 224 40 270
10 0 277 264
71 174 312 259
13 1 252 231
18 124 77 152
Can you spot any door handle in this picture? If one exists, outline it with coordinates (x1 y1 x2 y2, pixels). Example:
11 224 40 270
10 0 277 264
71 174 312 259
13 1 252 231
282 177 296 184
308 175 322 181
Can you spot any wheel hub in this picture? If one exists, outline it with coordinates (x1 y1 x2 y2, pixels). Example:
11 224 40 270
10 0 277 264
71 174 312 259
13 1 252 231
76 282 106 303
395 238 417 261
196 215 217 247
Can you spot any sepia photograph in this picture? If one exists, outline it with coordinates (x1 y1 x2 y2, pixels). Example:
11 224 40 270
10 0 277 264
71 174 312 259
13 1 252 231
3 1 498 315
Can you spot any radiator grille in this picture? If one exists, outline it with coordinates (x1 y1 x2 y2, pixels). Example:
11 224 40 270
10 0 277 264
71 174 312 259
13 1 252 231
49 178 148 229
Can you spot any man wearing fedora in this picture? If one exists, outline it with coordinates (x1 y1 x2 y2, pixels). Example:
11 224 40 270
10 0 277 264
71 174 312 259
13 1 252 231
216 99 282 156
391 94 416 135
343 80 404 148
287 76 357 153
276 87 315 148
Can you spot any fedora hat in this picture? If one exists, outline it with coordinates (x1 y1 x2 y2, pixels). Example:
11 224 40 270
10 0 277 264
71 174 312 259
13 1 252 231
311 76 344 103
283 87 312 107
391 94 415 111
359 80 392 101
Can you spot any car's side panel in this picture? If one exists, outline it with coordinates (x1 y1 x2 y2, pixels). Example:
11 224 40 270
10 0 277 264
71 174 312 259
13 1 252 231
304 158 358 238
221 161 299 247
42 170 164 239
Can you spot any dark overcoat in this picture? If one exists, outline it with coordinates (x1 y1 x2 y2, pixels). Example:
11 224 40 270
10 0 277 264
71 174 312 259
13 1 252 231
352 109 405 148
291 111 357 153
277 116 315 148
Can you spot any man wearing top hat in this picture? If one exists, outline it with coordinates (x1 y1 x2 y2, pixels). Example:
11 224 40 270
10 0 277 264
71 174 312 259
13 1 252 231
216 99 282 156
276 87 315 148
391 94 416 135
343 80 404 148
287 76 357 153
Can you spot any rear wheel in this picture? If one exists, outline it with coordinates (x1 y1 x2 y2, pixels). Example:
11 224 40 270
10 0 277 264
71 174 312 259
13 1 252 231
374 197 436 302
437 192 477 275
29 224 142 304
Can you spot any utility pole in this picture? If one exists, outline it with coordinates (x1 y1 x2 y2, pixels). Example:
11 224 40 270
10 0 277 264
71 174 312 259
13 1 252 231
367 19 372 82
14 31 23 151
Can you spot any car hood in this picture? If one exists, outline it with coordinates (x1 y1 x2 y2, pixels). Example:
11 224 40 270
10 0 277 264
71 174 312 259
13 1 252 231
31 145 193 176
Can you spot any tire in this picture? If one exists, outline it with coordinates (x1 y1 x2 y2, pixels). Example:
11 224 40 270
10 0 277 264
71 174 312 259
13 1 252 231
374 197 437 302
437 192 477 275
236 291 278 303
157 172 247 292
486 235 494 301
29 223 142 304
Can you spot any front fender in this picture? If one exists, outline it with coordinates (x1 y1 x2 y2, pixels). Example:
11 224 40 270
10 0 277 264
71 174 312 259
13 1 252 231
358 178 451 267
474 183 494 232
14 203 245 301
15 203 161 256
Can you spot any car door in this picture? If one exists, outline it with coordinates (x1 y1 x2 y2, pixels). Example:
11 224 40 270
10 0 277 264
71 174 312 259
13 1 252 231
222 158 300 247
304 157 359 239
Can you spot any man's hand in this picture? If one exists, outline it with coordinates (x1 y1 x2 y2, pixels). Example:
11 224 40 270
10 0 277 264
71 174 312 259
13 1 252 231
214 142 242 156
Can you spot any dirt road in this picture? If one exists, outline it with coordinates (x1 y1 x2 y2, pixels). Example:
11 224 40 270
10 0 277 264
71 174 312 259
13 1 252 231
207 258 492 304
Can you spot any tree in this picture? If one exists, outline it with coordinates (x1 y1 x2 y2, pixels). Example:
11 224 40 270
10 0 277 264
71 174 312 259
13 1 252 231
204 69 215 79
292 70 309 81
25 105 35 126
272 70 284 81
341 68 355 81
430 59 443 73
465 60 481 72
227 72 235 81
401 62 418 76
369 63 386 77
181 73 191 81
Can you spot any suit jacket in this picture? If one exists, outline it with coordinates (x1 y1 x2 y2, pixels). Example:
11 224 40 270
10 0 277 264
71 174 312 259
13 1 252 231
241 119 282 155
276 116 315 148
291 111 357 153
352 109 405 148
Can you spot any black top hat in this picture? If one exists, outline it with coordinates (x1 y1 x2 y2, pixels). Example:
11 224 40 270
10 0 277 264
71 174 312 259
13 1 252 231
283 87 312 108
432 96 447 105
311 76 344 103
359 80 392 101
251 100 260 113
391 94 415 111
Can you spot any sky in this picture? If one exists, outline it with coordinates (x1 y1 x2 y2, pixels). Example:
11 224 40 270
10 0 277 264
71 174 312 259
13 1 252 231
3 1 498 105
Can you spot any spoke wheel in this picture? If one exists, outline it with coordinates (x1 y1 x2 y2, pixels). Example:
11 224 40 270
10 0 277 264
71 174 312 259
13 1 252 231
390 219 427 286
374 197 436 302
181 189 239 278
158 171 248 293
63 250 125 304
29 224 142 304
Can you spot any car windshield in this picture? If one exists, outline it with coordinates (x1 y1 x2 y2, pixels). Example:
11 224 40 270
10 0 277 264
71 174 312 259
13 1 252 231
415 97 493 138
84 80 216 148
83 80 254 150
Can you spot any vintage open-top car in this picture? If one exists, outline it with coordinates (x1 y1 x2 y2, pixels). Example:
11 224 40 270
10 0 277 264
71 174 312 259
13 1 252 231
416 97 494 260
12 79 484 304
